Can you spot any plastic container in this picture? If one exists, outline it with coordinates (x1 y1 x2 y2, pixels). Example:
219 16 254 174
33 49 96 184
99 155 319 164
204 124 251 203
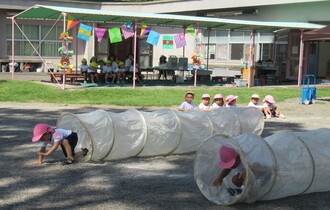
234 79 247 87
300 74 316 105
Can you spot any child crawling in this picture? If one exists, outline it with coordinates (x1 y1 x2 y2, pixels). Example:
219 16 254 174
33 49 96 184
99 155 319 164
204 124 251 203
213 146 246 196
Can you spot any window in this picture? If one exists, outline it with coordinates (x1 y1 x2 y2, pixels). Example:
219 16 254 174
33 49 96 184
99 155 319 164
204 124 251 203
231 44 244 60
203 44 216 59
261 43 273 61
216 44 228 60
6 24 63 57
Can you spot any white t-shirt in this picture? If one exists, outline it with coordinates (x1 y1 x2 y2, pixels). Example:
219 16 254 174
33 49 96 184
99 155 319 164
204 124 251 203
198 103 211 110
125 58 132 71
179 101 195 110
247 101 260 108
212 103 222 108
261 102 276 110
80 64 89 73
41 128 72 148
102 65 112 73
111 62 118 72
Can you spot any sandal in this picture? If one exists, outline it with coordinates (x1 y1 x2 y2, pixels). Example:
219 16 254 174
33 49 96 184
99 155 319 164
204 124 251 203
227 188 242 196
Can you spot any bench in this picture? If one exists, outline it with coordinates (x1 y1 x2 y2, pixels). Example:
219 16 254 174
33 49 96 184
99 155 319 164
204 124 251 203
49 73 85 84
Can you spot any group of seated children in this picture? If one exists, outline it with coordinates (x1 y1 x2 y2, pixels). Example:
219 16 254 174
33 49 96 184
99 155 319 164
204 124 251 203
178 91 285 119
80 54 142 84
247 93 285 119
178 91 238 112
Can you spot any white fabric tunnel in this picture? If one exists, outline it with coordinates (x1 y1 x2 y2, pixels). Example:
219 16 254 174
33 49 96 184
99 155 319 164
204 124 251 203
56 107 264 161
194 128 330 205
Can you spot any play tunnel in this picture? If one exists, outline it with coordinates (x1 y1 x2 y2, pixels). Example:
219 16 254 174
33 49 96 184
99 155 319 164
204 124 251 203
56 107 264 162
194 128 330 205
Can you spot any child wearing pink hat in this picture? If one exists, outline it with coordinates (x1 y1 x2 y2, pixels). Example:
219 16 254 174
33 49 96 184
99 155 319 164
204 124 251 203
198 93 212 110
225 95 238 108
211 93 224 108
178 91 195 112
261 95 286 119
247 93 272 119
32 124 89 165
213 146 246 195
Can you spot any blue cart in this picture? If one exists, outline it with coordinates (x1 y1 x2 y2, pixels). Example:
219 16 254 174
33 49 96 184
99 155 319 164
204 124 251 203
300 74 316 105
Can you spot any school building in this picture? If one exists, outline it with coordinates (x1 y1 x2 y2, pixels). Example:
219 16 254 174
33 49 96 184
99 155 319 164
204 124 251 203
1 0 329 82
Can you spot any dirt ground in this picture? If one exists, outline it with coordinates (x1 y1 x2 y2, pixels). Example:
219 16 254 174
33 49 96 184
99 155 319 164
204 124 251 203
1 98 330 210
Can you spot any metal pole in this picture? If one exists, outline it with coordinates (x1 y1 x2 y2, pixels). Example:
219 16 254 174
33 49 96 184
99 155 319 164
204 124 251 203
62 13 67 90
298 30 304 87
11 17 15 80
248 30 253 88
133 19 138 89
206 28 210 71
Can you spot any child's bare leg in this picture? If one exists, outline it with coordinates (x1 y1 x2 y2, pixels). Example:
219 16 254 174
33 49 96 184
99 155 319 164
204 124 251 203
274 107 280 117
74 150 83 159
112 74 117 83
105 73 109 82
62 139 73 159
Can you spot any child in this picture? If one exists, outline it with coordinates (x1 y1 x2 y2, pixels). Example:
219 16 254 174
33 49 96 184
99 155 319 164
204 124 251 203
198 93 212 110
261 95 286 119
32 124 88 165
225 95 238 108
109 55 119 83
87 61 98 83
213 146 246 196
116 61 126 83
178 91 195 112
80 58 89 83
247 94 272 119
158 55 167 80
211 94 224 108
125 53 142 82
102 60 114 83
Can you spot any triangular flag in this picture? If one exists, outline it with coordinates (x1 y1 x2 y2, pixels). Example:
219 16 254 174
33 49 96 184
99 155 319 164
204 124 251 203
77 23 92 41
162 35 174 49
67 16 79 31
185 25 196 37
140 24 151 36
95 28 107 42
146 30 160 46
174 33 187 48
108 28 122 43
121 23 134 39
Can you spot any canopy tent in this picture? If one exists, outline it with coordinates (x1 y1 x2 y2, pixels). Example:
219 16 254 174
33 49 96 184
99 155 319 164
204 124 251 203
303 26 330 41
9 4 325 88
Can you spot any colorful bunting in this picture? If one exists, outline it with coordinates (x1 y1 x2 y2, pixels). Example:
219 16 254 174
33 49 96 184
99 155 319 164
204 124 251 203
146 30 160 46
67 15 79 31
121 23 134 39
174 33 186 48
94 28 107 42
185 25 196 37
162 35 174 49
140 24 151 36
77 23 92 41
108 28 122 43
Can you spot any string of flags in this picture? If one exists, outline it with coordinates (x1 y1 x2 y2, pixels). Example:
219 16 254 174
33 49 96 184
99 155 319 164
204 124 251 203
67 16 201 49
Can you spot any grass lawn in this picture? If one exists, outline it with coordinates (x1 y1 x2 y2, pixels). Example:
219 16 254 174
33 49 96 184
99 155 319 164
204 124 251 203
0 80 329 107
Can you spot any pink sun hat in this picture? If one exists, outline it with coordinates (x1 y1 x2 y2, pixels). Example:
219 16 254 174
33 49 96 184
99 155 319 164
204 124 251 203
226 95 238 104
32 124 54 142
214 94 223 99
251 93 259 99
201 93 211 99
263 95 276 104
218 146 238 169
